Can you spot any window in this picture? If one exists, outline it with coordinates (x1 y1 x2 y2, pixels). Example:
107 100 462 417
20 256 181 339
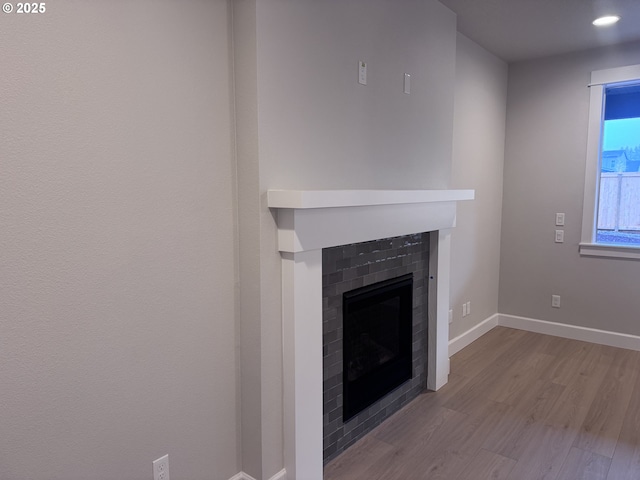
580 64 640 259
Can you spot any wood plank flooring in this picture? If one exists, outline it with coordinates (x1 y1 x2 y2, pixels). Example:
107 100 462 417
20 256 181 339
324 327 640 480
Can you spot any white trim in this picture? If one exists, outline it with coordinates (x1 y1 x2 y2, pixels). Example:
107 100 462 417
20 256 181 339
448 314 499 357
447 313 640 361
274 201 460 254
267 189 474 209
579 242 640 259
580 83 604 245
231 469 287 480
429 230 453 390
281 250 323 480
229 474 249 480
590 64 640 86
268 470 287 480
498 314 640 351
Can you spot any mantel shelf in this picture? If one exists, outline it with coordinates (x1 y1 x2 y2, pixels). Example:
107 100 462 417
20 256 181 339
267 189 475 210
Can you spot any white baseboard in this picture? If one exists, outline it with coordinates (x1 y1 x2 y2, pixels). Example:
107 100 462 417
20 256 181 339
449 313 499 356
269 470 286 480
449 312 640 359
498 313 640 351
231 469 286 480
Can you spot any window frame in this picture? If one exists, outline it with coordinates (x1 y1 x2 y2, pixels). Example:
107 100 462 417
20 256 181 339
579 63 640 259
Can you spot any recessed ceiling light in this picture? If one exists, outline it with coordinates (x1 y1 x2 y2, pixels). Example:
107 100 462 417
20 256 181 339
593 15 620 27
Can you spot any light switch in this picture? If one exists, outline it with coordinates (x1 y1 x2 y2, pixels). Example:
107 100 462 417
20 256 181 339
556 213 565 226
404 73 411 94
555 230 564 243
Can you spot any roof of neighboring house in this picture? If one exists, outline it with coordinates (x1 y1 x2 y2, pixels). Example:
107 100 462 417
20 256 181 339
602 150 629 160
602 150 634 173
627 160 640 172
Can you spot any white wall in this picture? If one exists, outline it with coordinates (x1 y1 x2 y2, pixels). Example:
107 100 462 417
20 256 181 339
0 2 239 479
235 1 457 478
450 34 508 339
500 40 640 335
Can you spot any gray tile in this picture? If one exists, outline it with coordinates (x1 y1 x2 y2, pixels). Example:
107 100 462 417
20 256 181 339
327 294 342 309
342 267 358 281
336 258 351 271
323 330 338 345
323 232 430 464
328 407 342 423
327 340 341 356
328 271 344 285
323 284 337 299
323 376 338 392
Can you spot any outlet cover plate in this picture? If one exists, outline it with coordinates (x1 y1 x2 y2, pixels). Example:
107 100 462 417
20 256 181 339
153 455 170 480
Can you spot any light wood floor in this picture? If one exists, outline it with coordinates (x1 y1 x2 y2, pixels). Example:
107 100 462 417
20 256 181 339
324 327 640 480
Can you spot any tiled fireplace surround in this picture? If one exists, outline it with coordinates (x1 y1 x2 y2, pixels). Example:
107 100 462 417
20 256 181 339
322 233 430 462
268 189 474 480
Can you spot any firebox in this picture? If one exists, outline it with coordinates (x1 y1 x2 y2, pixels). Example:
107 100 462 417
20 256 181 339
342 274 413 421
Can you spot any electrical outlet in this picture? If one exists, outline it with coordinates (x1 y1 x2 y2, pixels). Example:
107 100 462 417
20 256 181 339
552 295 561 308
556 213 565 226
153 455 170 480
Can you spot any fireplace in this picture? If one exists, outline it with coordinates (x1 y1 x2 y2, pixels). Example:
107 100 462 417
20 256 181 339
322 234 429 462
343 274 413 421
268 189 474 480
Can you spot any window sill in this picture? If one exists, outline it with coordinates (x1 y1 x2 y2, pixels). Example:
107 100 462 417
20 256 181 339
579 242 640 259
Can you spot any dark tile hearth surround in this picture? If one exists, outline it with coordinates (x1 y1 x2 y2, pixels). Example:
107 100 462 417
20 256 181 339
322 233 430 463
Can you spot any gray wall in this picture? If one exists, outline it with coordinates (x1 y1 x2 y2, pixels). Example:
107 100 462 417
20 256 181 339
0 2 239 479
450 34 508 339
256 0 457 191
500 40 640 335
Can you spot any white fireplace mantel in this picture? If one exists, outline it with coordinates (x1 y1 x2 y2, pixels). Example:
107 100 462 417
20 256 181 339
268 189 474 480
268 189 475 210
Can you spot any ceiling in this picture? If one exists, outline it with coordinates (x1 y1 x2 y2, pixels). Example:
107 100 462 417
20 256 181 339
438 0 640 63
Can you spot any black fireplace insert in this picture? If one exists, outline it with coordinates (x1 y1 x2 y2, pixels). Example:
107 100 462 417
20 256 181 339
342 274 413 421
